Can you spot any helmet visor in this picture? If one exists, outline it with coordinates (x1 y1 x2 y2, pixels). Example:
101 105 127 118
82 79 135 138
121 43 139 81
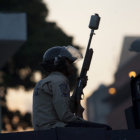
65 46 83 62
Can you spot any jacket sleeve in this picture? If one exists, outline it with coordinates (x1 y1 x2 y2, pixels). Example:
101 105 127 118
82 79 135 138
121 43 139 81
51 78 79 122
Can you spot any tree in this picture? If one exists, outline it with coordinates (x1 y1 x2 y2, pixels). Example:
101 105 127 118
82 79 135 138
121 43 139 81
0 0 81 131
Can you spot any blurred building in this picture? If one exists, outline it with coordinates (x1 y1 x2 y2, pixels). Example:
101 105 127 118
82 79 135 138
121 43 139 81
86 36 140 130
0 13 27 132
86 84 111 124
0 13 27 68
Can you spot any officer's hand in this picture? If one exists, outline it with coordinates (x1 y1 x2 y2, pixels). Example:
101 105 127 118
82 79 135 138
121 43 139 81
80 76 88 88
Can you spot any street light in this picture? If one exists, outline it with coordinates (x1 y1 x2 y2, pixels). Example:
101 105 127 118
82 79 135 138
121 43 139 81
129 71 137 78
108 87 116 95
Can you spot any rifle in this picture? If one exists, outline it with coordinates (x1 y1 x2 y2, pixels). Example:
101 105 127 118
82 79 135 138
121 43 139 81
70 14 100 118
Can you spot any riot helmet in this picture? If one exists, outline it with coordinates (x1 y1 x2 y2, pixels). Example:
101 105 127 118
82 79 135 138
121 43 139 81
42 45 82 65
41 46 82 75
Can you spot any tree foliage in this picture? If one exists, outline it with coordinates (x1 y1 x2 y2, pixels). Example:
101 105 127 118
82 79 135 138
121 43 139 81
0 0 81 131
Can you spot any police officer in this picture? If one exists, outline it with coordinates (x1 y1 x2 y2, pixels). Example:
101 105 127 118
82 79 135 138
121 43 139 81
32 46 111 130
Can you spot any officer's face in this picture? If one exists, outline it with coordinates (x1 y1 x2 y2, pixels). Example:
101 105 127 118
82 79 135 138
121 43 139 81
65 60 74 75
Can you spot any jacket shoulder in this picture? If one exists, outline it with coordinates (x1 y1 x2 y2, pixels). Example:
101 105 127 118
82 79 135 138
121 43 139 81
42 72 67 85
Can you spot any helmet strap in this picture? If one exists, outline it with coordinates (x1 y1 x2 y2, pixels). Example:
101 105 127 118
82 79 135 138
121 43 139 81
54 57 59 65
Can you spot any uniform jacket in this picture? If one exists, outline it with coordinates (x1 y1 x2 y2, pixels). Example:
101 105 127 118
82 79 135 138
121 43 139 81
32 71 79 130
